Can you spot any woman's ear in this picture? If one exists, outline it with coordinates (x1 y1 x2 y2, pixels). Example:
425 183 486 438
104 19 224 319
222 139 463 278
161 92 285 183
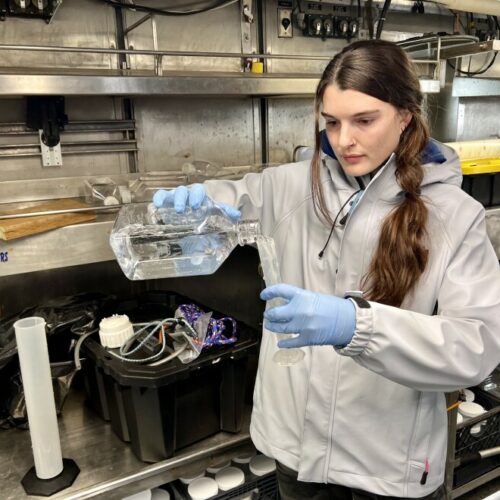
399 110 412 129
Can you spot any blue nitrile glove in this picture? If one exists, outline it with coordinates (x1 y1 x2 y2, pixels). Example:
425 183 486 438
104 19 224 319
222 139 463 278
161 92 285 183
153 184 241 220
260 284 357 348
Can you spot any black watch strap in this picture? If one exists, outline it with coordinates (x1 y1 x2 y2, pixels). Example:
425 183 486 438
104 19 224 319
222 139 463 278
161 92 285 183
346 295 371 309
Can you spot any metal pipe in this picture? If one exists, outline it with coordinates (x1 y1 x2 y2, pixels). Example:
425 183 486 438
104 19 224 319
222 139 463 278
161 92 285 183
123 13 151 34
432 0 500 16
0 43 332 61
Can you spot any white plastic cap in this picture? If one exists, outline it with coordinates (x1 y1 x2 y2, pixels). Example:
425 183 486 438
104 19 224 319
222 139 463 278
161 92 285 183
99 314 134 348
180 471 205 485
249 455 276 476
150 488 170 499
456 412 464 426
470 424 482 436
206 461 230 474
215 466 245 491
232 451 256 464
187 477 218 500
458 402 486 419
121 489 152 500
462 389 475 402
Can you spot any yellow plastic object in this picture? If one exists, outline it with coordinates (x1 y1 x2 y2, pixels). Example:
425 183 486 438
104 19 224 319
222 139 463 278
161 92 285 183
251 61 264 74
461 158 500 175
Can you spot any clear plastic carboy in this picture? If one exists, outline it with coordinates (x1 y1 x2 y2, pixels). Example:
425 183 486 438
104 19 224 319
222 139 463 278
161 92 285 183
110 200 261 280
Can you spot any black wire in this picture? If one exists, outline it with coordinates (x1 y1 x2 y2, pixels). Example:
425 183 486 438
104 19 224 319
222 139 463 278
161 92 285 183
365 0 374 40
357 0 361 19
447 51 498 77
376 0 392 39
318 190 361 259
101 0 236 16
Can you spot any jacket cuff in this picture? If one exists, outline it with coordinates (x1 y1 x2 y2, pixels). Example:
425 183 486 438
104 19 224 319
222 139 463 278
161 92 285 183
335 299 374 356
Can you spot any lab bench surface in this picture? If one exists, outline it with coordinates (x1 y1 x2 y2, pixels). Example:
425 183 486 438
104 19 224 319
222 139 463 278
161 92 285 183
0 390 253 500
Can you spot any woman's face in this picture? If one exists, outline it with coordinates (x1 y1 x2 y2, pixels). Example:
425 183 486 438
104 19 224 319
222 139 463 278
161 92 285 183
322 84 411 177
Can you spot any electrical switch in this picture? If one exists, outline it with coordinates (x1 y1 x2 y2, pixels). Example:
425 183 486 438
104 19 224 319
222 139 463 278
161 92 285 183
278 8 293 38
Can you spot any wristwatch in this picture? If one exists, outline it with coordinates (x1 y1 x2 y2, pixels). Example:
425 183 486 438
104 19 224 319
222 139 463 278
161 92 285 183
345 292 371 309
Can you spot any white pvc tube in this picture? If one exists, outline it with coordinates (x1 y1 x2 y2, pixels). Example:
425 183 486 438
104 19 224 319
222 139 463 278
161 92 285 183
433 0 500 16
14 317 64 480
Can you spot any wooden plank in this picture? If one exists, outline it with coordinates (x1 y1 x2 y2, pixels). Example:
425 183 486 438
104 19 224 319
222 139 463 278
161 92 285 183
0 199 96 240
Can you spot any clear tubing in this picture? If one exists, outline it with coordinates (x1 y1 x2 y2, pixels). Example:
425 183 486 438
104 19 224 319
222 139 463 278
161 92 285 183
14 317 64 479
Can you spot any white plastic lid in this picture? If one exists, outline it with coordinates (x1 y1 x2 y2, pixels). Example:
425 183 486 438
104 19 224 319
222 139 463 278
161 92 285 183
215 466 245 491
470 424 482 436
180 471 205 485
462 389 475 402
206 461 231 474
150 488 170 500
187 477 218 500
121 489 152 500
99 314 134 348
458 402 486 419
232 451 256 464
249 455 276 476
456 412 464 425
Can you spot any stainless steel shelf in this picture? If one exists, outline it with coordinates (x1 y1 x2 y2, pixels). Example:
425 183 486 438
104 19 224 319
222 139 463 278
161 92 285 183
1 390 253 500
0 70 320 97
0 69 442 96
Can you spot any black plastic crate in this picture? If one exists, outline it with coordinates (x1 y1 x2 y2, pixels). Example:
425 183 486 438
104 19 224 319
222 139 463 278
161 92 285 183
81 291 259 462
461 172 500 207
171 470 279 499
453 389 500 488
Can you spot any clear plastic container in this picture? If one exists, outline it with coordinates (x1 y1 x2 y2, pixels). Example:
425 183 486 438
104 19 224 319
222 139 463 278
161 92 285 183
110 201 260 281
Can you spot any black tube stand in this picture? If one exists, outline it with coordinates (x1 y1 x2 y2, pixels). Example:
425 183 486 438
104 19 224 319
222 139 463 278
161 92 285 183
21 458 80 497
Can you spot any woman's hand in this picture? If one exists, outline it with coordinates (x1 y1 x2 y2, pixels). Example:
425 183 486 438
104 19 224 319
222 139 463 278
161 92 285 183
260 284 357 348
153 184 240 220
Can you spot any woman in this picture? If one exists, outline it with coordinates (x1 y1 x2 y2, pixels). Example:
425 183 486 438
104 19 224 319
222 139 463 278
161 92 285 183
153 40 500 499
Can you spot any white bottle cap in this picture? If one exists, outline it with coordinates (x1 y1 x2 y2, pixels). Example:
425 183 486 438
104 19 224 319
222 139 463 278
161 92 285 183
456 412 464 425
187 477 218 500
458 402 486 419
180 471 205 485
215 466 245 491
249 455 276 476
150 488 171 499
470 424 482 436
99 314 134 348
206 461 231 474
462 389 475 402
232 451 256 464
121 489 152 500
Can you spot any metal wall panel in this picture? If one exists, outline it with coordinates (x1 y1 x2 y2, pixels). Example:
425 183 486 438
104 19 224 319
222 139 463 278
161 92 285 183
457 97 500 141
267 98 315 164
0 96 130 180
124 2 254 73
133 96 259 171
0 0 117 69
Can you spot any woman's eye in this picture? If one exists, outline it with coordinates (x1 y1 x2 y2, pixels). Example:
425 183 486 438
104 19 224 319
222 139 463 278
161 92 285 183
326 121 338 127
357 119 374 126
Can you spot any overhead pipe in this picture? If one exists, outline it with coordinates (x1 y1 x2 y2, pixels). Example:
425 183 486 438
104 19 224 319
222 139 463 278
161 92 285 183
431 0 500 16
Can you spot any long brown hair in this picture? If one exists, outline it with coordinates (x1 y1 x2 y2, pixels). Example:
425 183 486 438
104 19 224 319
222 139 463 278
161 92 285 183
311 40 430 307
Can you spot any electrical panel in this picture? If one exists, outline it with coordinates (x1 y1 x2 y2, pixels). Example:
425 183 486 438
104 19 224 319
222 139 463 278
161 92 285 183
0 0 60 22
296 2 360 40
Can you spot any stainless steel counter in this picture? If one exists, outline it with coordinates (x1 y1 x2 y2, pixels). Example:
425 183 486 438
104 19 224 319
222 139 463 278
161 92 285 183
0 390 253 499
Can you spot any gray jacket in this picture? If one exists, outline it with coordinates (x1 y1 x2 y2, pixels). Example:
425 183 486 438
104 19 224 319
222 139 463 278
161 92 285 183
205 140 500 497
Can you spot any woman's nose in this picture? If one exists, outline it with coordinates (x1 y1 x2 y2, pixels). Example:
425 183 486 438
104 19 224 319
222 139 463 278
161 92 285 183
338 124 355 150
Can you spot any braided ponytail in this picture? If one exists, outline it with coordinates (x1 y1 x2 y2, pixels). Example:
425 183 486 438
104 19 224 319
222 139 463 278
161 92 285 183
362 113 430 306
